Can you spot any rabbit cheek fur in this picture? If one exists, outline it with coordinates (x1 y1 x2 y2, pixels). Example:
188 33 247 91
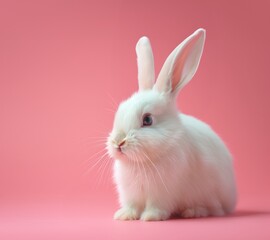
107 29 237 221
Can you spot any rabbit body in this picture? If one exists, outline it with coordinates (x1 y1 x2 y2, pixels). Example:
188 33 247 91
107 29 237 221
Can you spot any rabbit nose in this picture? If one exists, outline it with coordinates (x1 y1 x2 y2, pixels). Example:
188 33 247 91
118 139 126 148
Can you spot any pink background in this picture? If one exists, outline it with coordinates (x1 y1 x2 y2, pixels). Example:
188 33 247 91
0 0 270 239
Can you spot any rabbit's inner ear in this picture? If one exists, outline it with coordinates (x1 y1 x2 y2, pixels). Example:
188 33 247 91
154 29 206 97
136 36 155 91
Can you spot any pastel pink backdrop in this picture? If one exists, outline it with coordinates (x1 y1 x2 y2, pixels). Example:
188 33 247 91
0 0 270 239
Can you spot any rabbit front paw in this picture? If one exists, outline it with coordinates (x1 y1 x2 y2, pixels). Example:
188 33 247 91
114 207 140 220
140 208 170 221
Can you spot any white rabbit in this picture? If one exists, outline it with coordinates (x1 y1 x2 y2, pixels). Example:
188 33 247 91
107 29 237 221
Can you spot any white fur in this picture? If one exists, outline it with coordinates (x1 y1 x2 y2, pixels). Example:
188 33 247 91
107 29 237 221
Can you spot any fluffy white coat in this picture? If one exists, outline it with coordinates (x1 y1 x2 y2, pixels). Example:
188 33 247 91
107 29 236 221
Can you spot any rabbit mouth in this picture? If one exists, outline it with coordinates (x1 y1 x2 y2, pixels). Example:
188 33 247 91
107 136 129 157
115 146 125 155
107 140 127 160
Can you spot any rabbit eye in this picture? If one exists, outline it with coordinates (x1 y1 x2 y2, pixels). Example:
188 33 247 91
142 114 153 127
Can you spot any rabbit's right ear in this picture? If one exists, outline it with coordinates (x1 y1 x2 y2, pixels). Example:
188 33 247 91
136 36 155 91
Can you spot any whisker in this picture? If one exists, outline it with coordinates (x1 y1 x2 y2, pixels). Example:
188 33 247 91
97 153 111 186
105 108 116 114
96 156 107 183
103 156 113 188
106 92 118 110
80 148 107 166
89 146 107 157
142 154 157 188
85 130 110 136
82 149 108 175
141 150 170 194
80 154 104 172
80 136 108 149
82 140 107 147
135 149 150 192
128 152 135 178
132 152 142 189
83 135 108 139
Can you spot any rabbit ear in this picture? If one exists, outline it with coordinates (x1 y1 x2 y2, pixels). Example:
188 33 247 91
136 36 155 91
154 29 206 97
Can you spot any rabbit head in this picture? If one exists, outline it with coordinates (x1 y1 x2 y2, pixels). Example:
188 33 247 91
107 29 206 162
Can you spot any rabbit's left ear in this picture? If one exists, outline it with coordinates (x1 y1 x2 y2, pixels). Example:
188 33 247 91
136 36 155 91
154 29 206 97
